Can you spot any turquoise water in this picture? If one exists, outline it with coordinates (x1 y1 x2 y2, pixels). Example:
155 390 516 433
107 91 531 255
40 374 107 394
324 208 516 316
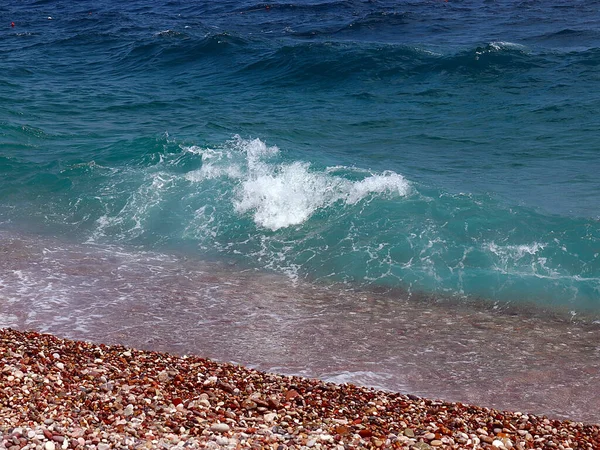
2 0 600 313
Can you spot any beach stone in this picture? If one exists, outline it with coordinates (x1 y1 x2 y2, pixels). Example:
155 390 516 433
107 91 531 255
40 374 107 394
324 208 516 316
320 434 334 443
210 423 230 433
264 412 277 423
424 432 436 440
404 428 415 437
44 442 55 450
413 443 432 450
198 399 211 408
97 444 110 450
430 440 443 447
124 404 134 416
502 437 514 449
482 435 495 444
215 437 229 446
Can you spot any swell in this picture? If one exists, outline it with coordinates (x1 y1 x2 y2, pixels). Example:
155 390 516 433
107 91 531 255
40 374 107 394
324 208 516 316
235 41 600 87
6 18 600 86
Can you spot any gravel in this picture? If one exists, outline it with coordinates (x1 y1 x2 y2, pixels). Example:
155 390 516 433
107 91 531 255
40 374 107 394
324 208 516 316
1 328 599 449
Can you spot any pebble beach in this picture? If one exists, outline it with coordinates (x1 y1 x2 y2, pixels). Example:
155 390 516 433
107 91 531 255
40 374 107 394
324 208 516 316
1 329 599 450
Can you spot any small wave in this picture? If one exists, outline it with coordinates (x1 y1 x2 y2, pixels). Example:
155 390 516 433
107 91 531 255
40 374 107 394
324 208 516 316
118 31 250 72
154 29 189 38
185 136 410 230
238 40 546 87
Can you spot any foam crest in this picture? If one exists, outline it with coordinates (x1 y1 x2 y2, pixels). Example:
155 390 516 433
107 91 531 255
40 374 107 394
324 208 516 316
185 136 410 231
346 171 410 205
234 161 343 230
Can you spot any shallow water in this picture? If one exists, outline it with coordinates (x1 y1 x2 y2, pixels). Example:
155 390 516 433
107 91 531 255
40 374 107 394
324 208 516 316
2 231 599 423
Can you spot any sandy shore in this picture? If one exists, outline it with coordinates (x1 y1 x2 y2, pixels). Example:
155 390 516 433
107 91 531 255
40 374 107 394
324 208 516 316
1 329 599 450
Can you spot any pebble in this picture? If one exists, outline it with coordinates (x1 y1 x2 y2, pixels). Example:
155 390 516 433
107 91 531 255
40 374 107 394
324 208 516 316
264 412 277 423
210 423 230 433
1 328 598 450
124 404 134 416
215 436 230 445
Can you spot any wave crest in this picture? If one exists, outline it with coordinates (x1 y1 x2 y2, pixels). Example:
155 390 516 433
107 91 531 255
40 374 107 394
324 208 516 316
186 136 410 230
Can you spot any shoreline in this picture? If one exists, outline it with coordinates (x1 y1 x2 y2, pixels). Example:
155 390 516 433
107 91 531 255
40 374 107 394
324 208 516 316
1 328 599 450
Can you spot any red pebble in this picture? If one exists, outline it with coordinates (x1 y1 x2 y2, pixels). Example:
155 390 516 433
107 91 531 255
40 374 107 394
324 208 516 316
358 429 373 438
11 22 15 27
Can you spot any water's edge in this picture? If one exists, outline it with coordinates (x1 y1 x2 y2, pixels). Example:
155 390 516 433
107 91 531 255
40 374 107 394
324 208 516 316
1 230 599 424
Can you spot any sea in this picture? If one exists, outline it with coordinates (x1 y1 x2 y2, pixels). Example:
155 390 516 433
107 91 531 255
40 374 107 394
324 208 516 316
2 0 600 423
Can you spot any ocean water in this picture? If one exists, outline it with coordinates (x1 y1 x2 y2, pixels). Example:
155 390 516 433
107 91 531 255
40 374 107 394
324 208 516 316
2 0 600 421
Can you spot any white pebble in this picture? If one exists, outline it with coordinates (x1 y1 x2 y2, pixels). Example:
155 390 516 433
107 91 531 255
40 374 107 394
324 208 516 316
44 442 56 450
492 440 507 449
320 434 334 443
124 404 134 416
264 412 277 423
210 423 230 433
215 437 229 445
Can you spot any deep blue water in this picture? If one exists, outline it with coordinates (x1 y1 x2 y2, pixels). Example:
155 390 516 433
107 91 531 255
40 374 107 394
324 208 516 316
2 0 600 312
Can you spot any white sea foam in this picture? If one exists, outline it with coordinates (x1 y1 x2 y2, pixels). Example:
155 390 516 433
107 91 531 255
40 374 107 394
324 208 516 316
486 241 552 276
488 41 527 51
185 136 410 230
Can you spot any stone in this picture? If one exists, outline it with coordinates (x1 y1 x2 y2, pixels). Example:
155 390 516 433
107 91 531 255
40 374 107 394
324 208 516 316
124 404 134 416
210 423 230 433
215 437 229 446
44 443 56 450
413 443 432 450
264 413 277 423
404 428 415 437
